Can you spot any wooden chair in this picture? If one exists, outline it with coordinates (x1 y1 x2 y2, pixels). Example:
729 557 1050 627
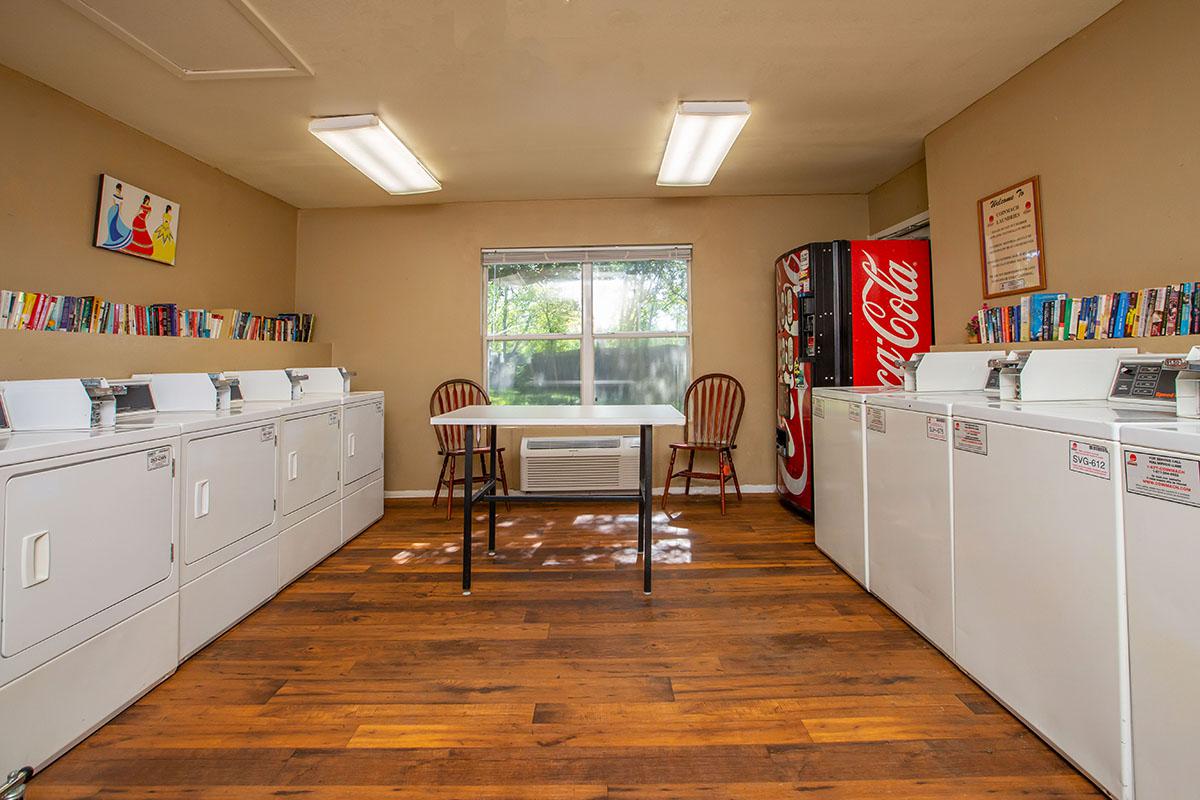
430 379 510 519
663 373 746 515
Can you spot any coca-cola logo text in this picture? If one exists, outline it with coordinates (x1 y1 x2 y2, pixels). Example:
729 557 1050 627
859 252 924 386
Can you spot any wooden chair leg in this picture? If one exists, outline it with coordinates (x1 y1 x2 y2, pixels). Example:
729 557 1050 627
433 454 449 507
718 450 728 515
726 449 743 500
497 451 511 511
445 455 457 519
662 448 678 511
684 450 696 495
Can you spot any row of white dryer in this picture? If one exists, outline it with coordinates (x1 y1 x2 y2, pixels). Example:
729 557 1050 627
0 367 385 783
814 347 1200 800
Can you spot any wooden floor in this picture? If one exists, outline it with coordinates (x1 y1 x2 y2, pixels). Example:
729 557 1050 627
31 496 1103 799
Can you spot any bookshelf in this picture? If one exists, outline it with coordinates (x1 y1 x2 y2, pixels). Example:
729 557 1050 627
932 334 1200 354
0 327 333 380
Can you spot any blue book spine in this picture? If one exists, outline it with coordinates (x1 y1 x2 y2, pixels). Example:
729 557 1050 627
1113 293 1127 337
1183 283 1193 335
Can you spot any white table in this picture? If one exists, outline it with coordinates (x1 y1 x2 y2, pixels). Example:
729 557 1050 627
429 404 685 594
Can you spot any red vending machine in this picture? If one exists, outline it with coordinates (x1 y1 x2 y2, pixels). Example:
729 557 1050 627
775 240 934 515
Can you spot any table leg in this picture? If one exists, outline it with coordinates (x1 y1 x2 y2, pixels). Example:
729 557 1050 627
462 425 474 596
488 425 497 555
637 424 646 555
642 423 653 595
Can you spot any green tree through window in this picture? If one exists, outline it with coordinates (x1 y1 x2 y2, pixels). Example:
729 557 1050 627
484 249 690 408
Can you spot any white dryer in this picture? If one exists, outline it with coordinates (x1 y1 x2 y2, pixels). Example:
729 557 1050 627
234 370 343 588
120 373 283 659
949 348 1173 800
292 367 385 542
811 350 1004 590
0 379 179 776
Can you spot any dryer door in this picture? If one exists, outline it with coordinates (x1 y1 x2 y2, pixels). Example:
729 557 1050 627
184 422 278 564
281 409 340 516
344 400 384 486
2 444 175 656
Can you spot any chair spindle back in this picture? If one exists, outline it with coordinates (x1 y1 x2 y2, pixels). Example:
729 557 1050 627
683 373 745 447
430 378 492 452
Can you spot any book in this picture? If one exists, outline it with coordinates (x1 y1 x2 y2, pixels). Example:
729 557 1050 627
1184 283 1194 336
1165 285 1179 335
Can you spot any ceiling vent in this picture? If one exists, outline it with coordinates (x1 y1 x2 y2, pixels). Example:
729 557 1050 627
61 0 311 80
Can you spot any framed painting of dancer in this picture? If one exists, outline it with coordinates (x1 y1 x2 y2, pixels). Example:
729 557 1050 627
93 174 179 266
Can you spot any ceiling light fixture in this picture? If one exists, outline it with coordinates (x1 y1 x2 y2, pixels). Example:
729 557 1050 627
308 114 441 195
656 101 751 187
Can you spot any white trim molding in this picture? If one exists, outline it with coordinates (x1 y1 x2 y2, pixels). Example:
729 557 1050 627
869 210 930 240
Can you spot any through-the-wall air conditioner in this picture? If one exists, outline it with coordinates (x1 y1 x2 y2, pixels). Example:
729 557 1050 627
520 435 640 492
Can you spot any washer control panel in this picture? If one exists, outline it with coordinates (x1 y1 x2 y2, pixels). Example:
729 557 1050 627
1109 358 1180 403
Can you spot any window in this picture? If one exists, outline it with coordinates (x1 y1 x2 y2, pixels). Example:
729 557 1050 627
484 245 691 408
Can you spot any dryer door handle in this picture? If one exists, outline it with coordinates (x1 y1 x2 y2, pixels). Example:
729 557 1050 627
194 479 211 518
288 451 299 481
21 530 50 588
348 432 357 458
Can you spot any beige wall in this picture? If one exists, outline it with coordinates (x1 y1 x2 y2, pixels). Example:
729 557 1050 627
925 0 1200 343
296 196 867 493
0 65 304 375
868 160 928 235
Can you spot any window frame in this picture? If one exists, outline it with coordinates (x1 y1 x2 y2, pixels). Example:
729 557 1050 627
482 246 693 406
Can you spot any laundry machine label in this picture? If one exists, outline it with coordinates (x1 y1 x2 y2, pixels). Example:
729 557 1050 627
146 447 171 471
813 398 825 418
848 404 861 422
866 407 886 433
1068 440 1110 480
952 421 987 455
1125 450 1200 507
926 416 947 441
260 425 275 442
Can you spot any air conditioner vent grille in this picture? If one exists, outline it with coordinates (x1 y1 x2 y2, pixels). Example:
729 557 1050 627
520 435 639 492
527 438 620 450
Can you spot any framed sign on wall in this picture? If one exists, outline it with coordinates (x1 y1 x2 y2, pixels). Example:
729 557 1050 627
977 176 1045 299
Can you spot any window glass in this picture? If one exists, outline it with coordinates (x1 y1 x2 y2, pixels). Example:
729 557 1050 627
487 339 582 406
592 259 688 333
593 337 689 408
484 251 690 406
486 263 582 336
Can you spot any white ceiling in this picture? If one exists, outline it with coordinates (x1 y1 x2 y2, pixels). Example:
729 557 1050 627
0 0 1120 209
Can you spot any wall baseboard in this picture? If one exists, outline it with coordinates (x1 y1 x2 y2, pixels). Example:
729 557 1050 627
385 484 777 500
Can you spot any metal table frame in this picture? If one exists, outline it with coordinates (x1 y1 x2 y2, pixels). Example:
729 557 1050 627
459 422 655 595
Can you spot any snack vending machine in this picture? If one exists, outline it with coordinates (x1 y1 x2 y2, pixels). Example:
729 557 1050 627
775 239 934 515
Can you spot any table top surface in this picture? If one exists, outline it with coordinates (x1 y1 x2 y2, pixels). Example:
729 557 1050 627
430 404 685 427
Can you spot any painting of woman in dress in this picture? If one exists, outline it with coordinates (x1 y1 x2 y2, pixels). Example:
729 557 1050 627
152 204 176 264
93 174 180 266
99 181 133 250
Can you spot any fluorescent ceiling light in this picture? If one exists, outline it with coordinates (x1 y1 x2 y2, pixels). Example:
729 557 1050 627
309 114 441 195
657 101 751 187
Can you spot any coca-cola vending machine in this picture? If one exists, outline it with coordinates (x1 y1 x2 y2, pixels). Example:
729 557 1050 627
775 240 933 516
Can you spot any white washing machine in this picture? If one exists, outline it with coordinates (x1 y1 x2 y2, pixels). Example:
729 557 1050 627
864 390 997 656
1117 352 1200 799
292 367 385 542
811 350 1004 589
812 385 896 588
234 370 343 588
949 348 1169 800
0 379 179 776
120 373 284 659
